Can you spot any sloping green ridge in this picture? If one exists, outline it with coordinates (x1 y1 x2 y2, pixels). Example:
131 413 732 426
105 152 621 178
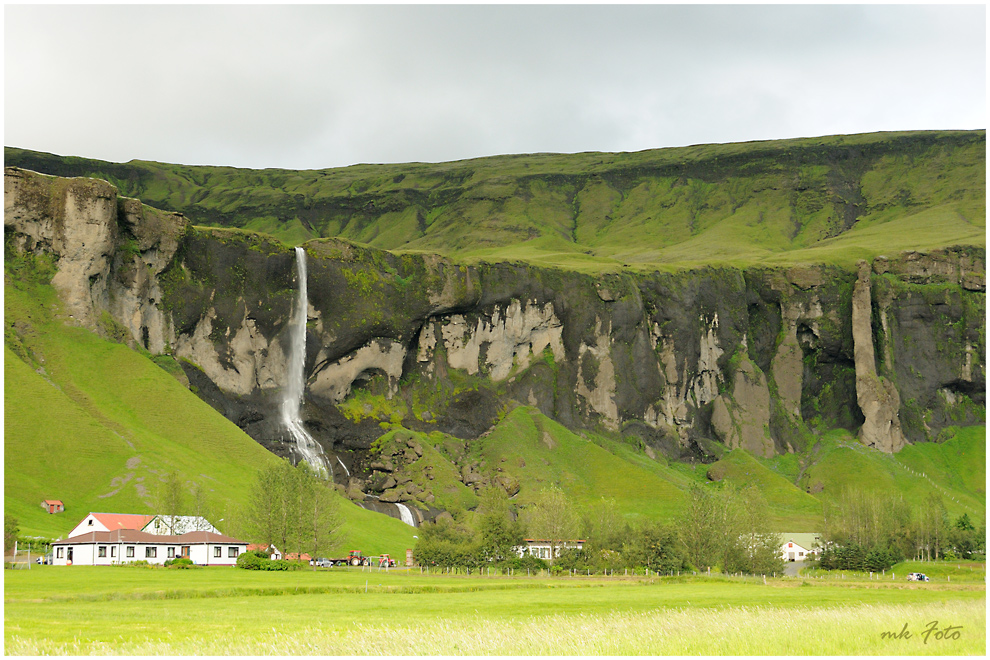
705 450 824 530
5 130 984 273
3 272 417 555
798 430 985 519
476 407 689 522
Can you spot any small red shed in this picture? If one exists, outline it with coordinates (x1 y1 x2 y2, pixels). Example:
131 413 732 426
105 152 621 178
42 499 65 514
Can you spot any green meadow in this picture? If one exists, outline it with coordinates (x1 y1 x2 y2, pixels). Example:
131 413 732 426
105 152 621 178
4 564 984 655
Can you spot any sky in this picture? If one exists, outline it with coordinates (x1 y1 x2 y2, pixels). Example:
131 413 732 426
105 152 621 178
4 3 986 170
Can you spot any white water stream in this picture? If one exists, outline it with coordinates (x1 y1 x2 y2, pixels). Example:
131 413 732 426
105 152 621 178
395 503 416 527
282 247 330 478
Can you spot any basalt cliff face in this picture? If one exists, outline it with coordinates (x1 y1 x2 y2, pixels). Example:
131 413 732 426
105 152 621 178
5 164 985 512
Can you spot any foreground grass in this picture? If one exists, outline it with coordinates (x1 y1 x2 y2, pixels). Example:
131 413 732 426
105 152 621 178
5 566 984 655
8 600 980 655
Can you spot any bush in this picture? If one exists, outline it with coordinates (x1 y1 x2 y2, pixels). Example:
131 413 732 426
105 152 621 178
236 552 303 571
164 557 198 569
498 554 549 572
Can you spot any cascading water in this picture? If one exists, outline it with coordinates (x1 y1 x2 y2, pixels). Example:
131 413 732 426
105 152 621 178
395 503 416 527
282 247 330 478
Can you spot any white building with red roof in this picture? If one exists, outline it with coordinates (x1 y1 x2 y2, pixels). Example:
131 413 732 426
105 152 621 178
51 529 246 566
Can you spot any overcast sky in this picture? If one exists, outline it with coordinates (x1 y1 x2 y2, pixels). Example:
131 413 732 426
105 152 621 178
4 4 986 170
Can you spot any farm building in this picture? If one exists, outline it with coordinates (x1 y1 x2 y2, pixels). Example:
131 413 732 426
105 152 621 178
246 544 282 560
142 515 219 535
66 512 220 539
50 529 247 566
779 533 821 561
517 538 585 561
41 500 64 514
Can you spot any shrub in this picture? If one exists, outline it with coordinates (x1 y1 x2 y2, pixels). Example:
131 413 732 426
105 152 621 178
164 557 197 569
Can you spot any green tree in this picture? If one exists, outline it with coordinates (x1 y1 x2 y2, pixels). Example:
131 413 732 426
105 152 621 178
155 470 186 533
678 483 734 572
298 463 344 567
248 459 306 554
625 521 683 573
735 486 785 576
525 485 578 563
476 486 523 563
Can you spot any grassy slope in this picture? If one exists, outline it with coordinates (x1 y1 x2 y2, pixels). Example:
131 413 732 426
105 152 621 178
6 130 984 273
796 429 985 520
475 407 689 523
705 450 824 530
3 263 416 554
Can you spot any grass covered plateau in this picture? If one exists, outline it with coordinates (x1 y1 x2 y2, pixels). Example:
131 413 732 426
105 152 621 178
6 130 984 273
4 564 984 655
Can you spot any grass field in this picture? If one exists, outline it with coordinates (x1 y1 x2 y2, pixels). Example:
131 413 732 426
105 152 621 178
4 564 984 654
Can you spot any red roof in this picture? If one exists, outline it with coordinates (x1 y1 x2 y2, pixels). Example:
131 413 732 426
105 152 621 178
44 499 64 506
284 553 312 561
54 529 247 545
87 513 155 531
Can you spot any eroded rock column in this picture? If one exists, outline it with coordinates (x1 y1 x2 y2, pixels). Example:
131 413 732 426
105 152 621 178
852 260 906 453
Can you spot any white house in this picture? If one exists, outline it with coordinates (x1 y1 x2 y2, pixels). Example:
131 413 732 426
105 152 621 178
779 533 821 561
51 529 247 566
516 538 585 561
142 515 220 535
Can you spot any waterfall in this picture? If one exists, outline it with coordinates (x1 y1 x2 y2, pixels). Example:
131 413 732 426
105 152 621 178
281 247 329 477
336 456 350 477
395 503 416 527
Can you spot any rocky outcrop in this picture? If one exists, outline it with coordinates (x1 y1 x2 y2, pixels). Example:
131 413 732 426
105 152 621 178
4 167 186 341
853 260 907 453
711 356 774 458
5 166 984 477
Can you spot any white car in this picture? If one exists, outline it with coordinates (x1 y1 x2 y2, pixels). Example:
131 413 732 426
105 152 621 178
907 572 929 582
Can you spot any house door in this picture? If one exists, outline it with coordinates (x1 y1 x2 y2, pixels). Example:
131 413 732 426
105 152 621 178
788 552 795 561
181 546 190 558
67 548 73 563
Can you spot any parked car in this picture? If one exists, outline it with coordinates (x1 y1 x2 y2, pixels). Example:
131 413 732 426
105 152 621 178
35 553 53 565
313 558 332 568
907 572 929 582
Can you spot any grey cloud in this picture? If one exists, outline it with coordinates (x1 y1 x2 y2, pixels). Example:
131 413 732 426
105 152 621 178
5 4 985 169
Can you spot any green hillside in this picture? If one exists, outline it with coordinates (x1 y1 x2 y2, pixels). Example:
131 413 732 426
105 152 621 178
796 429 985 519
705 450 823 530
3 250 416 554
6 130 984 272
475 407 689 522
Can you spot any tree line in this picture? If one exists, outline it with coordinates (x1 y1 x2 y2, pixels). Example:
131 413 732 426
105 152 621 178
414 483 786 576
813 488 985 572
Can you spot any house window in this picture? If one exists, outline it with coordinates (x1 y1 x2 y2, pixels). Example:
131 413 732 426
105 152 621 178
98 546 107 557
228 547 239 558
214 547 222 558
87 519 94 526
126 547 135 558
146 547 157 558
56 547 64 559
111 546 117 558
167 547 176 558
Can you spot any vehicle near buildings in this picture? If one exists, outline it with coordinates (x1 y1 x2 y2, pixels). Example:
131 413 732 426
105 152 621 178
325 550 369 566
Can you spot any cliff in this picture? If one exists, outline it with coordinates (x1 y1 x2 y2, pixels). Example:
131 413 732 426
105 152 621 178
4 146 985 518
